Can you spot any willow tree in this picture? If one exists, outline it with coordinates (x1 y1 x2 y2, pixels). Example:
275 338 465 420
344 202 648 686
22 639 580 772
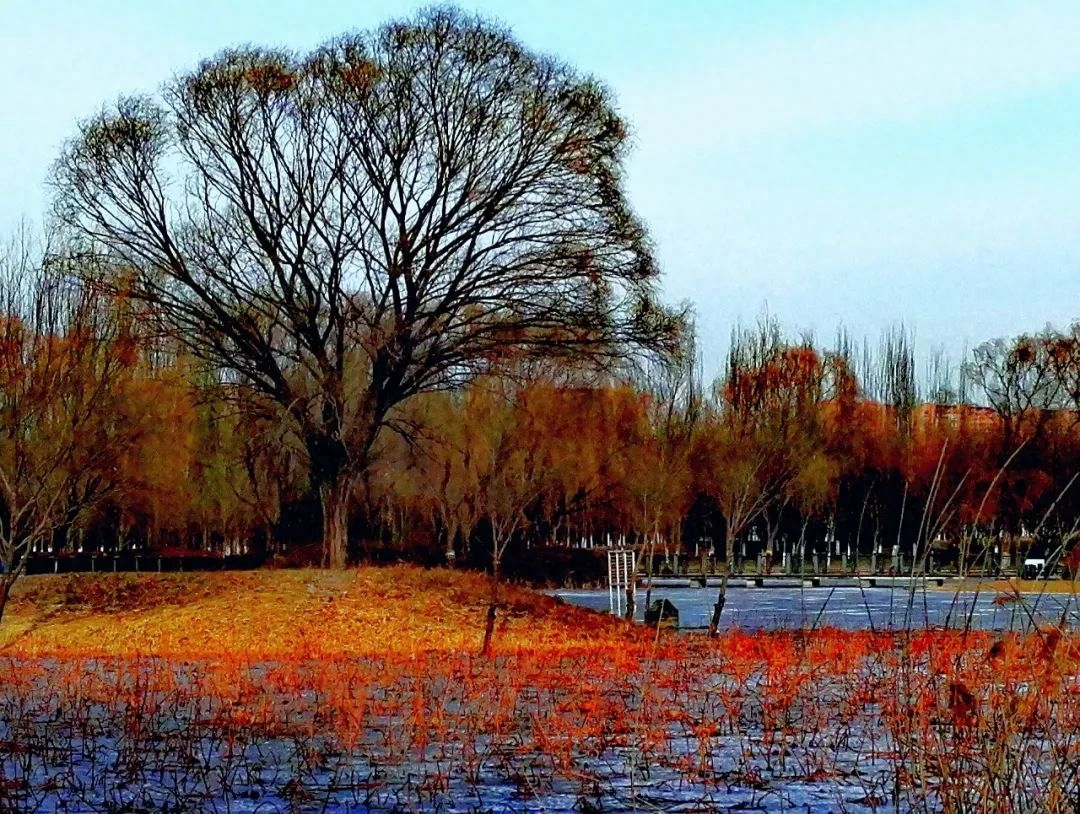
52 6 680 568
0 234 131 621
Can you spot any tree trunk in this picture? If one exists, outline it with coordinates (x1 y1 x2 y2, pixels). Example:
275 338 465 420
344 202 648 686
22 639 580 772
0 576 12 626
482 577 498 656
481 600 497 657
320 476 351 570
306 420 359 571
264 525 277 556
482 549 502 656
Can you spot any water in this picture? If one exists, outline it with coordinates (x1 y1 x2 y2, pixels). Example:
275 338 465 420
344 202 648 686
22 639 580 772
553 585 1080 631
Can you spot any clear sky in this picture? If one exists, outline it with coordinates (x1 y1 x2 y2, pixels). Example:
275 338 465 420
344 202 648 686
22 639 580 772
3 0 1080 380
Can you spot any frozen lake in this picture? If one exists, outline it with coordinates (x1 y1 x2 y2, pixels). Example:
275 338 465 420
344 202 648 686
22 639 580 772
553 584 1080 631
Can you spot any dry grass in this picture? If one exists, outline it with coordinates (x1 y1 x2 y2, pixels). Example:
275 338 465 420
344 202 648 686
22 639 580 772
2 568 1080 811
0 566 640 659
940 577 1080 595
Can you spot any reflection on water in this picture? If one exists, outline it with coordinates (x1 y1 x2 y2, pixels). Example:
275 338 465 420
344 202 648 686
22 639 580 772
553 586 1080 631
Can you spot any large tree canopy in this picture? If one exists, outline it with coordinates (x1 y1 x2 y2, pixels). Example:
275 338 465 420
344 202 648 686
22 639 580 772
52 6 682 567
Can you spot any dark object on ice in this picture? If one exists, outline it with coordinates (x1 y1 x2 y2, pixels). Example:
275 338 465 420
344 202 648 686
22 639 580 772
644 598 679 629
708 573 729 638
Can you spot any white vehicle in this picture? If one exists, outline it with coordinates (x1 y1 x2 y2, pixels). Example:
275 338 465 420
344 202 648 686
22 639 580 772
1021 558 1047 580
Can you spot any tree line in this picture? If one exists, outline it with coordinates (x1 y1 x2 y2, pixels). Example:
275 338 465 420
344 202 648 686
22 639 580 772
3 232 1080 586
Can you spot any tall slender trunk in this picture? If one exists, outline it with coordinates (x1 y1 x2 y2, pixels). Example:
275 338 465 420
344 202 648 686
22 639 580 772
264 525 277 556
481 595 497 656
0 576 13 626
482 545 502 656
320 476 351 570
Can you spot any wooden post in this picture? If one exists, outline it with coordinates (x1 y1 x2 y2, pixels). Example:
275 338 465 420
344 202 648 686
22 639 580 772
708 574 729 638
481 601 496 656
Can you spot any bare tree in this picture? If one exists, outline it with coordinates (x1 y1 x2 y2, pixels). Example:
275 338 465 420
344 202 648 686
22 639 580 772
966 333 1061 448
627 330 701 583
707 319 826 570
963 332 1063 556
51 6 681 568
1046 324 1080 421
0 233 126 621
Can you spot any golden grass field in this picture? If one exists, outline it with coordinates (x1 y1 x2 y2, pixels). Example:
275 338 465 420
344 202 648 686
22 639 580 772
3 568 1077 661
0 567 642 660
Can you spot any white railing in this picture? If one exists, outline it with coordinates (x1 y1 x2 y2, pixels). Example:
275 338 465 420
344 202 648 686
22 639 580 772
607 548 636 616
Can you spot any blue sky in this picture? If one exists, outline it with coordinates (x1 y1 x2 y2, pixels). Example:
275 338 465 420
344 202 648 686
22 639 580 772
3 0 1080 381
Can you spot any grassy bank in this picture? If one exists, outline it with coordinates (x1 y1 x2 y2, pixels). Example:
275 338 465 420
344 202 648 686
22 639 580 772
0 566 639 659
